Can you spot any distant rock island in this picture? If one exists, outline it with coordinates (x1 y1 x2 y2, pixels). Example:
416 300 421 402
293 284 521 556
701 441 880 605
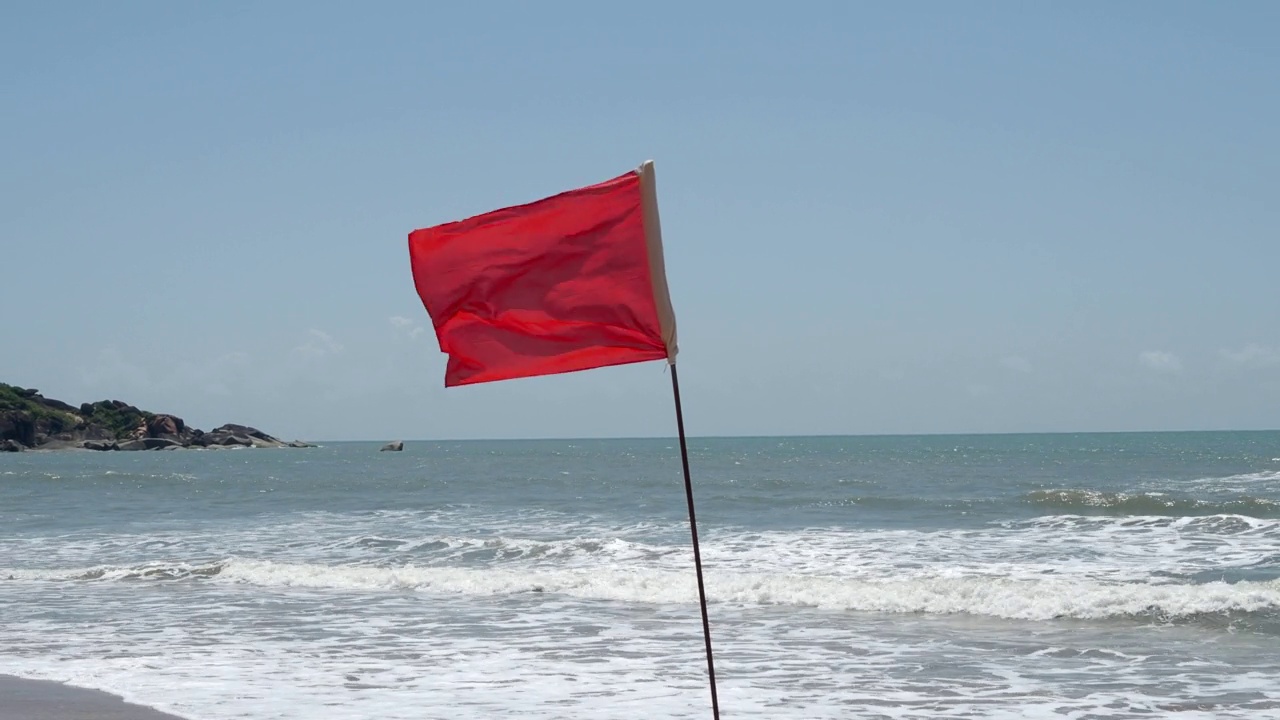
0 383 315 452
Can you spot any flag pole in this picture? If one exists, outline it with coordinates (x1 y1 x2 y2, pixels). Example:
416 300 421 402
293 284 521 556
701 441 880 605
670 362 721 720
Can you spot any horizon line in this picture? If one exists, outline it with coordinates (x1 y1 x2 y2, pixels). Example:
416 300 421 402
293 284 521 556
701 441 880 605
305 428 1280 443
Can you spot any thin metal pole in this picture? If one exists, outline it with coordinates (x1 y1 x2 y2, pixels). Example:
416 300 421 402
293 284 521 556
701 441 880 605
670 363 721 720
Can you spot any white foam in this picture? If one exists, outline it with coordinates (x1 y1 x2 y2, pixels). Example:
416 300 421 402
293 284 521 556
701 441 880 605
1177 469 1280 489
215 560 1280 620
1217 470 1280 483
2 586 1276 720
4 508 1279 719
4 510 1278 589
10 558 1278 622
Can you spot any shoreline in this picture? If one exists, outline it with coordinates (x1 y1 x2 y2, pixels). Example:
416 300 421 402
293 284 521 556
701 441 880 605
0 675 188 720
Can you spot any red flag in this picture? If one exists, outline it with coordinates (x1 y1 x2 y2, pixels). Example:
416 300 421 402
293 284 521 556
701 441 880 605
408 161 678 387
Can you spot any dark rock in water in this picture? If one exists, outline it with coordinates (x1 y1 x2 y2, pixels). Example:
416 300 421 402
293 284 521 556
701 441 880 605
210 424 277 442
380 441 404 452
200 424 286 448
2 381 313 451
1 438 23 452
146 414 184 438
1 410 37 447
286 440 317 448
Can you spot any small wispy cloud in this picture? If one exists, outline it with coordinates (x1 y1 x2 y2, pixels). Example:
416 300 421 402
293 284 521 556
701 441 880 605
999 355 1032 374
966 383 992 397
215 351 251 368
1219 344 1280 369
79 346 150 390
79 348 252 400
295 329 344 357
1139 350 1182 373
390 315 426 340
196 352 251 395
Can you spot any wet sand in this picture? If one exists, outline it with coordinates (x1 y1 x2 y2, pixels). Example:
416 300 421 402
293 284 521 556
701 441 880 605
0 675 187 720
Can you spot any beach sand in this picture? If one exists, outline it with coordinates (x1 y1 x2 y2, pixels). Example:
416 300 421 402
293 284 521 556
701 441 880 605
0 675 187 720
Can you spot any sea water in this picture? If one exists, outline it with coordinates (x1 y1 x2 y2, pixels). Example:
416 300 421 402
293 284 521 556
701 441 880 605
2 433 1279 718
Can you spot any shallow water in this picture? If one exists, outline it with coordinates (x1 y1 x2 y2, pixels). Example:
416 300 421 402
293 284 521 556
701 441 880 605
3 433 1279 718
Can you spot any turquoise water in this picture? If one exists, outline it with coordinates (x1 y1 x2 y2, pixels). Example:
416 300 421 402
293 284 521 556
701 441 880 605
2 432 1280 718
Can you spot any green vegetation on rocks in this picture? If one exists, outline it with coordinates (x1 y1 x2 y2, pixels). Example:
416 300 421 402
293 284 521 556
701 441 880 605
0 382 313 452
78 401 154 440
0 384 78 431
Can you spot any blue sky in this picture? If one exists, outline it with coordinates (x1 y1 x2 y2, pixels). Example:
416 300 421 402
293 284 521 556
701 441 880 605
4 2 1278 440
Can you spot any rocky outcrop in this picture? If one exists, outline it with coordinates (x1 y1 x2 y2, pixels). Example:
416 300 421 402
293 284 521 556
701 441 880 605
380 440 404 452
0 411 36 447
187 424 309 449
0 383 316 452
147 414 184 438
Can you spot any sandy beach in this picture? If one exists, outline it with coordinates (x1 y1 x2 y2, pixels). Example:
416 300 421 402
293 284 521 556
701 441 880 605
0 675 186 720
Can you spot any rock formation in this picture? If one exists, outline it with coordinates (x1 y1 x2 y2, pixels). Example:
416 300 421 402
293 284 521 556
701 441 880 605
0 383 316 451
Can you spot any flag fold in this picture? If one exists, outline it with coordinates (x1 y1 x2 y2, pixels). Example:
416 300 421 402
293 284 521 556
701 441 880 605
409 161 678 387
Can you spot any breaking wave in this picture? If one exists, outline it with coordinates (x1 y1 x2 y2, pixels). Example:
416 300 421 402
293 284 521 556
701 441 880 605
1025 489 1280 517
9 559 1280 627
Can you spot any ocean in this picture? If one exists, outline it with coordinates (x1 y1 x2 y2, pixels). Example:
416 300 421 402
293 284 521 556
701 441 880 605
2 432 1279 719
